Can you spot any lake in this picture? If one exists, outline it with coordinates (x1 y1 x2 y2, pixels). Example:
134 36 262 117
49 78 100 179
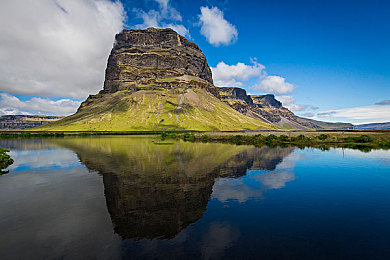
1 136 390 259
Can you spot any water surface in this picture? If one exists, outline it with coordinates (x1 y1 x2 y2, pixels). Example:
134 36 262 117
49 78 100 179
1 136 390 259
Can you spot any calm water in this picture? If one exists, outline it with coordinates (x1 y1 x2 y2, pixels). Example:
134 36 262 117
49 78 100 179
1 136 390 259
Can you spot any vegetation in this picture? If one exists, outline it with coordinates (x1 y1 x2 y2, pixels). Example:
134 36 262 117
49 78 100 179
34 88 273 131
0 148 13 174
162 133 390 152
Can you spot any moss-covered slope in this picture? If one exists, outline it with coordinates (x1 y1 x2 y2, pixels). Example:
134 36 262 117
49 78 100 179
38 86 272 131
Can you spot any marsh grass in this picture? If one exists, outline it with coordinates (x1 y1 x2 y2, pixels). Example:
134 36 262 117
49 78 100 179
163 133 390 152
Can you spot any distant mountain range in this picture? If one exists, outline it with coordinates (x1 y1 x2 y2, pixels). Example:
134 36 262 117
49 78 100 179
354 122 390 130
0 115 64 130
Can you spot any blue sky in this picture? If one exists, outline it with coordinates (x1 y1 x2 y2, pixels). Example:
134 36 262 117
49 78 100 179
0 0 389 123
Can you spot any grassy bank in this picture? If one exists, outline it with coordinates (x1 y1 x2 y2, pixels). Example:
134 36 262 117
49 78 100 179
161 132 390 151
0 131 180 139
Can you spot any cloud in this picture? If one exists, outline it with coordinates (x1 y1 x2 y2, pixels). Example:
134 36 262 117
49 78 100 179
212 60 300 99
275 95 318 112
133 0 189 37
9 149 80 171
376 100 390 105
251 76 295 95
317 111 337 117
316 105 390 123
0 0 125 99
300 112 315 118
0 94 81 116
211 60 265 87
212 178 264 203
198 6 238 46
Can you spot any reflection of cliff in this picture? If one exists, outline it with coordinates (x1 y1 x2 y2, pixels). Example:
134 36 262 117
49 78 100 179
52 137 293 240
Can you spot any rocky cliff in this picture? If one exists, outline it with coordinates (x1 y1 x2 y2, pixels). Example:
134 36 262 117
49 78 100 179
0 115 63 130
38 28 351 131
103 28 213 93
216 87 353 129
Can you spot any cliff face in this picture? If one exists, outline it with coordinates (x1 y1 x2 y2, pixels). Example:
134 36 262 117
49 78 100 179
38 28 351 131
0 115 63 130
103 28 213 93
216 87 353 130
217 87 299 127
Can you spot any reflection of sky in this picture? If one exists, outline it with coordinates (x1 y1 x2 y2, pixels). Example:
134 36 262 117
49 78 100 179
342 149 390 165
211 152 304 203
0 167 121 259
8 148 82 172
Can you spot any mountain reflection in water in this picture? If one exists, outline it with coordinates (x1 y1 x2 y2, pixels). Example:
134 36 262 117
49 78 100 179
2 137 390 259
52 136 294 240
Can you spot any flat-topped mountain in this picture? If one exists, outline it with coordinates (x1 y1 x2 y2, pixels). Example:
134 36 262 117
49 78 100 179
38 28 352 131
103 28 213 93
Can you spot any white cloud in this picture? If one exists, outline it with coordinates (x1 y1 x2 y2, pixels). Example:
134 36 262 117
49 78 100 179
198 6 238 46
251 76 295 95
0 0 125 99
133 0 189 37
9 149 80 171
275 95 295 107
163 24 189 37
316 105 390 123
211 60 265 87
276 95 318 112
0 94 81 116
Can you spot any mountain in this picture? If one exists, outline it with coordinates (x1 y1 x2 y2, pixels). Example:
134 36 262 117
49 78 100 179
0 115 63 130
354 122 390 130
51 136 294 239
217 87 353 130
37 28 352 131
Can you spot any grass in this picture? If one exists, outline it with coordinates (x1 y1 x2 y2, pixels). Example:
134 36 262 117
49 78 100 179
0 147 13 174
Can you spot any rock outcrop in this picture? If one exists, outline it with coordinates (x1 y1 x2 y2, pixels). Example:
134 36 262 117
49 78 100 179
216 87 353 129
103 28 213 93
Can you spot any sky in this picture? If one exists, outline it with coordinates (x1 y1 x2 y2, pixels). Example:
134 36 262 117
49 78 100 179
0 0 389 124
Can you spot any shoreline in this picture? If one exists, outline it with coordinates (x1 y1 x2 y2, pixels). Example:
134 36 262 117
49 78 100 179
0 130 389 150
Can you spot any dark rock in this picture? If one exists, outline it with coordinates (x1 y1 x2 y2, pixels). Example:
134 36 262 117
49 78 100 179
251 94 282 108
103 28 213 93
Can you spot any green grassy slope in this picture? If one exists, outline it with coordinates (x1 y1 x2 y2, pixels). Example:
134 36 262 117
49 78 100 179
37 87 273 131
